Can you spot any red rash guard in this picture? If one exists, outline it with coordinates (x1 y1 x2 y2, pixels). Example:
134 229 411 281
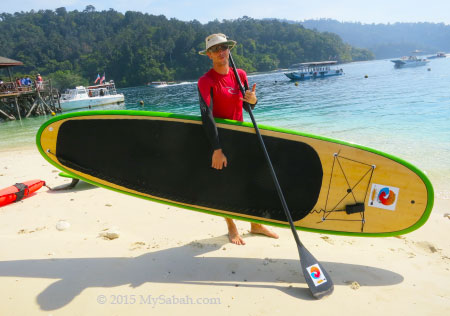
197 68 249 150
198 68 248 121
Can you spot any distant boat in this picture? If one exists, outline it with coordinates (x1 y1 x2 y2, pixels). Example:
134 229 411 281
391 56 430 68
60 81 124 112
284 61 343 80
427 52 447 59
147 81 176 87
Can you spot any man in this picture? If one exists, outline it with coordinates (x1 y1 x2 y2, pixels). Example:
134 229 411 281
36 74 43 90
197 33 279 245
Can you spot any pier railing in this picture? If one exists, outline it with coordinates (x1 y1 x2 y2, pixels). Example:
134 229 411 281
0 80 51 96
0 80 61 121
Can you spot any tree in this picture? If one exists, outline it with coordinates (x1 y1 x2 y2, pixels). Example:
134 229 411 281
47 70 89 90
0 9 374 88
83 5 96 13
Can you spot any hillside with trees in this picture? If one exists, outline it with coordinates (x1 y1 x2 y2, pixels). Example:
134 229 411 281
300 19 450 59
0 7 373 89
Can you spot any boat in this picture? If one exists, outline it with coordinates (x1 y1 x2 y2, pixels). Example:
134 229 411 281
427 52 447 59
284 61 343 81
59 81 124 112
147 81 176 87
391 56 430 68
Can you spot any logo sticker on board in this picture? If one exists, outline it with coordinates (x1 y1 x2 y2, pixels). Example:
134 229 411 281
368 184 400 211
306 264 327 286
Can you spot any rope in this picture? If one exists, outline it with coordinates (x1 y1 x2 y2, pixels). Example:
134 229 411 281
310 152 375 232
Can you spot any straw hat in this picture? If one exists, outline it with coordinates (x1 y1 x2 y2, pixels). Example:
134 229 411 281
199 33 236 55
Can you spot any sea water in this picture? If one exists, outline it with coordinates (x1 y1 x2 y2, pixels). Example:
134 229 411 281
1 58 449 203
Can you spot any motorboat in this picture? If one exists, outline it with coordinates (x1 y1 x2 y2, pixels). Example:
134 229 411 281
59 81 124 111
391 56 430 68
284 61 343 80
427 52 447 59
147 81 176 87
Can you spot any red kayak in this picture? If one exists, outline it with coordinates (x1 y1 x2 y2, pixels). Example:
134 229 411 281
0 180 46 207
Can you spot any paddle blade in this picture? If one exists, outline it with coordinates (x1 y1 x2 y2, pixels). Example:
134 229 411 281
298 243 334 299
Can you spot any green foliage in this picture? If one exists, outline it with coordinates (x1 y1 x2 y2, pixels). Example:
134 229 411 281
0 10 373 88
47 70 89 90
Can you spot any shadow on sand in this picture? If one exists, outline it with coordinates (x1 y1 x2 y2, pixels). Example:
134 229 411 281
0 235 404 310
46 179 97 193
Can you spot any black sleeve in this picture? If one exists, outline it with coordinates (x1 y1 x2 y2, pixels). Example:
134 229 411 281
198 87 221 150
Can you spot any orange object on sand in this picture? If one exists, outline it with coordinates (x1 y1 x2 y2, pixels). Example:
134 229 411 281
0 180 45 207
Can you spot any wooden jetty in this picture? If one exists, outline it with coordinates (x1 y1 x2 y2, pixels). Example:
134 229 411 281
0 56 61 122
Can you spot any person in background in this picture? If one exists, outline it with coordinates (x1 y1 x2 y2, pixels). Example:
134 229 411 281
36 73 43 90
197 33 279 245
15 78 22 90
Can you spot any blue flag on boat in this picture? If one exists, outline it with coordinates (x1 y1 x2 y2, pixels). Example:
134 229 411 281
94 74 100 84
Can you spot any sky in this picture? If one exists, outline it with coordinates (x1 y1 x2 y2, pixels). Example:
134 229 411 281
1 0 450 25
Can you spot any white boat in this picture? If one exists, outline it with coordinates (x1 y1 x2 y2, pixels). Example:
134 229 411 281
391 56 430 68
59 81 124 112
147 81 176 88
427 52 447 59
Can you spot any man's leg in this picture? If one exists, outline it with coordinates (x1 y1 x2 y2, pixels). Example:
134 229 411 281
225 218 245 245
250 223 279 239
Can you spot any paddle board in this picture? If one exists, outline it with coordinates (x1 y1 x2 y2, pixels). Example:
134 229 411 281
36 110 433 237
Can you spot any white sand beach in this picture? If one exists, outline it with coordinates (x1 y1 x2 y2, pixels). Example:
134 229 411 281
1 147 449 315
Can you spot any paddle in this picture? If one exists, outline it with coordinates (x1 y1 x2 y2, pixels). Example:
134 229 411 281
229 52 334 299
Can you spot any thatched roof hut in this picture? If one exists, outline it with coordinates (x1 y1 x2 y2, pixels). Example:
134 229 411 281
0 56 23 82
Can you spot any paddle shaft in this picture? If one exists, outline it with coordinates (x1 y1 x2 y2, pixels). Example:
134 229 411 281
229 53 334 299
228 53 302 245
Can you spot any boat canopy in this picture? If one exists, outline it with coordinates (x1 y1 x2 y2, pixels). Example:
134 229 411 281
290 61 338 68
87 81 116 90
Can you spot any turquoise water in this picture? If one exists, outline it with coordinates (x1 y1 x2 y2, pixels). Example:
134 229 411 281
1 58 449 200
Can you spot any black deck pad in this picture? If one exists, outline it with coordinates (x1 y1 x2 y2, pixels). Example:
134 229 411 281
56 118 323 221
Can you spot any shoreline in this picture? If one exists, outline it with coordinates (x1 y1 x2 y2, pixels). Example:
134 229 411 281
1 147 449 315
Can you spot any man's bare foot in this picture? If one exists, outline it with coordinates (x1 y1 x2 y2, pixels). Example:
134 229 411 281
225 218 246 245
228 229 246 245
250 223 279 239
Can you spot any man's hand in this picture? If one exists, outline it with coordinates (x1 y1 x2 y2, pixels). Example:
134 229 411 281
212 149 227 170
240 83 257 105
